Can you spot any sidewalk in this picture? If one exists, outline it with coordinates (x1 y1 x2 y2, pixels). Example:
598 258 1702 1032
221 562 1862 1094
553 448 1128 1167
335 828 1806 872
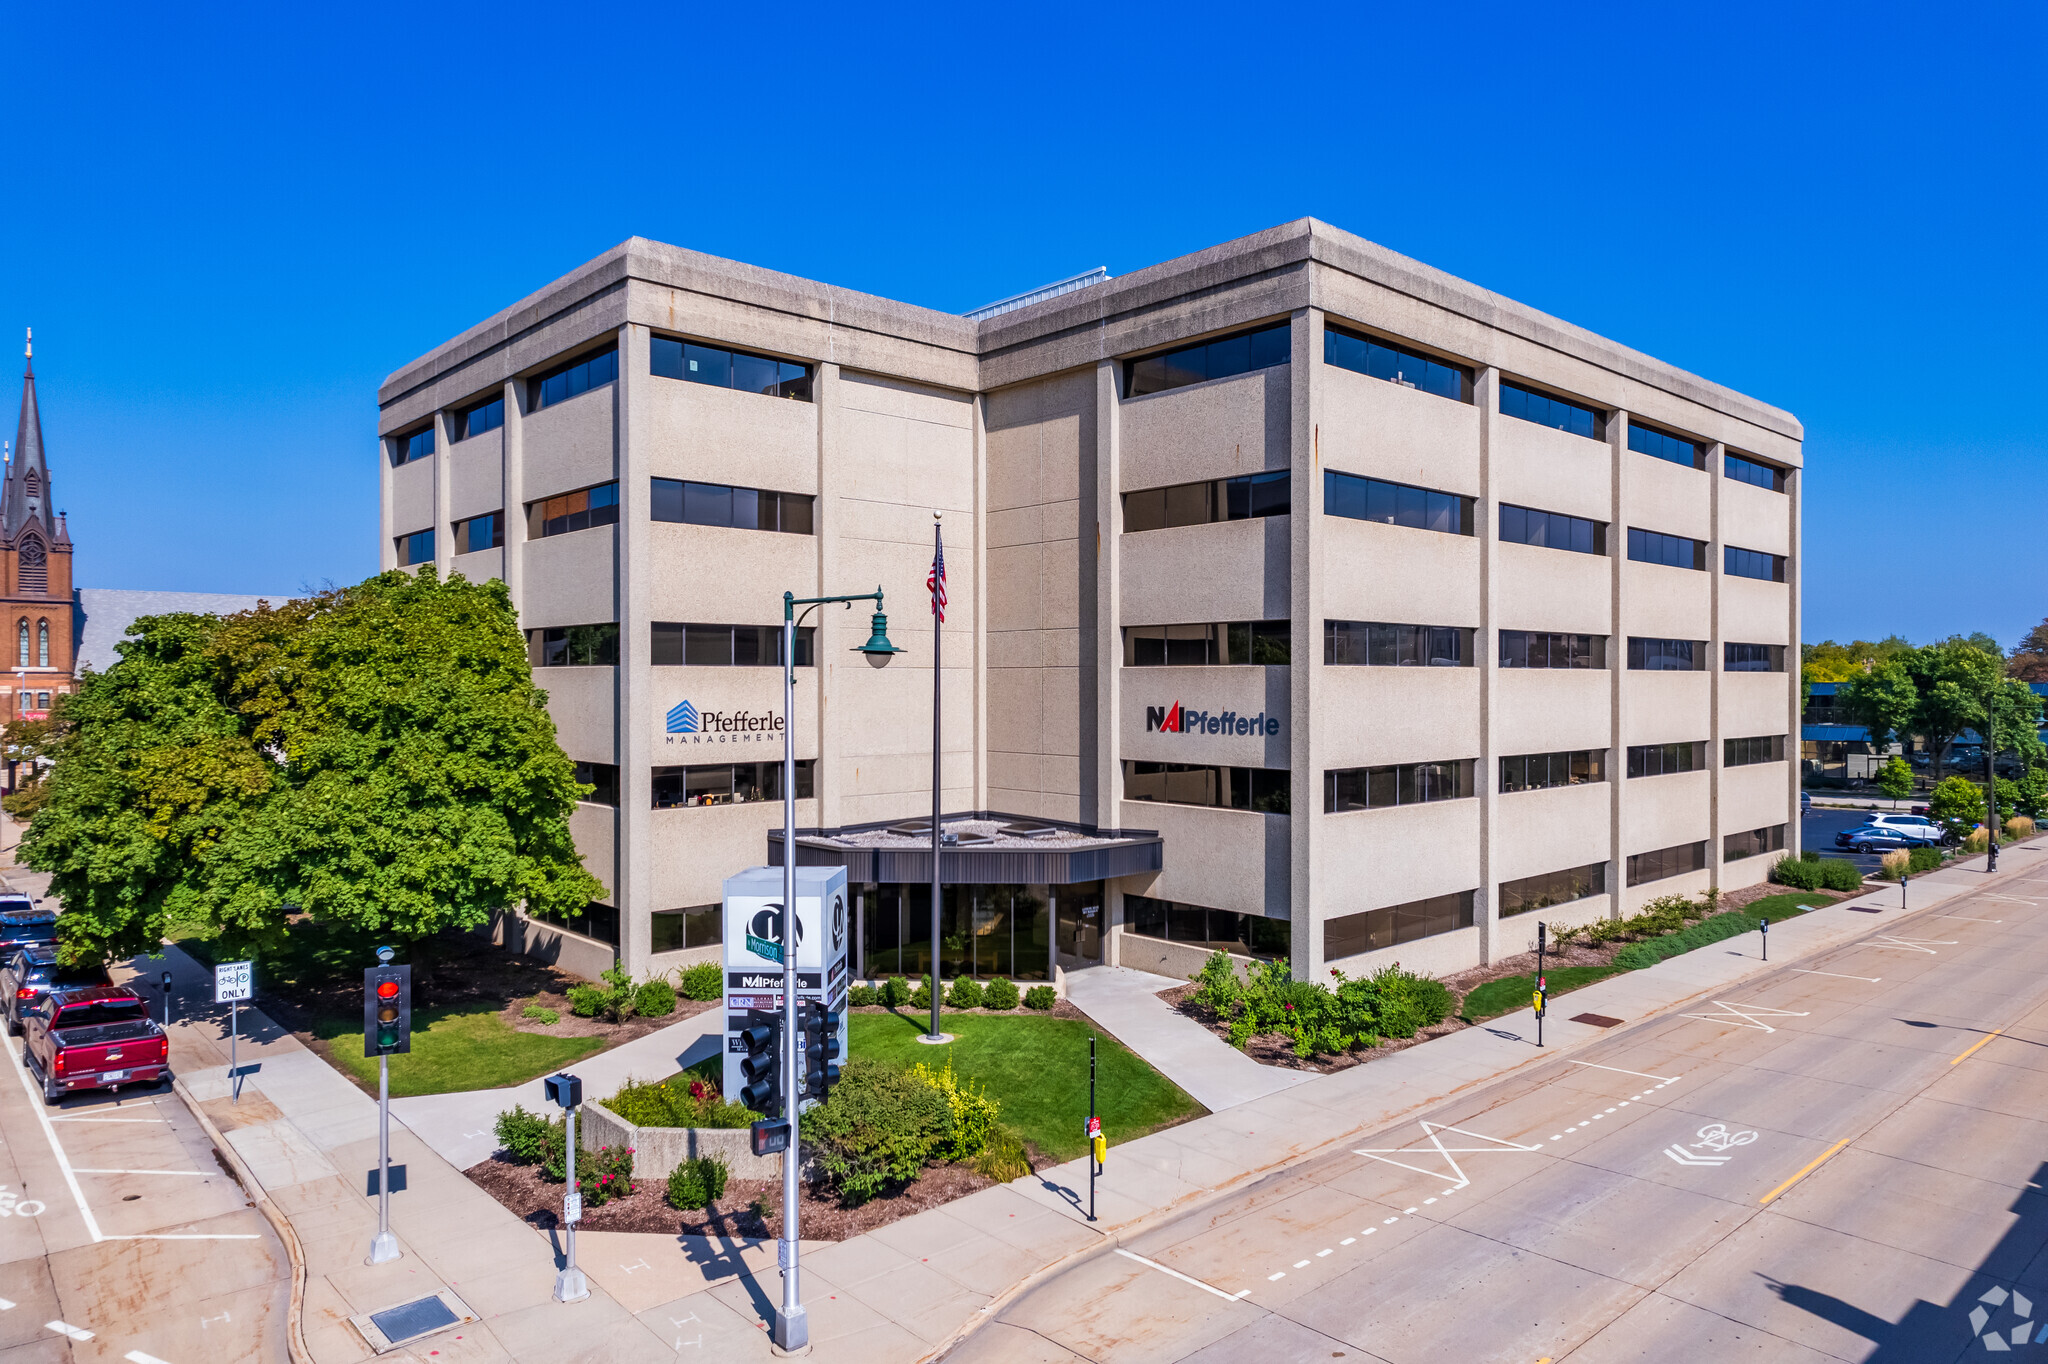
50 844 2044 1364
1064 964 1311 1111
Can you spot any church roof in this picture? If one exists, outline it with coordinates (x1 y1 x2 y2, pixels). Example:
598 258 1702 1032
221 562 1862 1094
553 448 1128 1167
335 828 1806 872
4 331 59 545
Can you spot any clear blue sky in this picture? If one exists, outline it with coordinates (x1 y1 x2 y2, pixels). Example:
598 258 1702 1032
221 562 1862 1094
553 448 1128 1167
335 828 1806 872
1 1 2039 648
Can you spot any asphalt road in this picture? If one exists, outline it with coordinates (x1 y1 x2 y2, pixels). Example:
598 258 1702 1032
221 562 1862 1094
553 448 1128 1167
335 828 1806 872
0 1008 290 1362
956 855 2048 1362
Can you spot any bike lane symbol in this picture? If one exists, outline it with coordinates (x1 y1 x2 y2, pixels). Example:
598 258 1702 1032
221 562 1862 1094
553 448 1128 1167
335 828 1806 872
1664 1123 1757 1168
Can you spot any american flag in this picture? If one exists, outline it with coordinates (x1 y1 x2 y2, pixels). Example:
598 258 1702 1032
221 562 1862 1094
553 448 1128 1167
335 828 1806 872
927 531 947 623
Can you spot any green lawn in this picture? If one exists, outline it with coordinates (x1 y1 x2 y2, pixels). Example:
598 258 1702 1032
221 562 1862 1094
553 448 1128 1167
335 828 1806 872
847 1011 1204 1161
313 1005 605 1098
1742 893 1839 923
1460 965 1625 1023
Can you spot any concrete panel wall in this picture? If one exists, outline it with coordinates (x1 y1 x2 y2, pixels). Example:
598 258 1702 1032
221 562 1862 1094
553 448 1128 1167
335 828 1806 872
521 526 616 627
1719 578 1792 646
1622 770 1711 853
649 798 818 912
1118 365 1290 491
1627 455 1712 543
1720 673 1794 738
391 456 436 538
1119 665 1288 768
642 374 817 492
447 430 503 521
644 524 815 624
450 546 503 586
1318 519 1481 630
522 385 618 501
1493 545 1612 635
1121 516 1290 624
1315 666 1478 770
1622 672 1712 746
1721 480 1792 556
1720 762 1792 835
1326 925 1481 983
1493 780 1613 884
1490 420 1610 523
1622 868 1712 913
1319 366 1480 494
1493 669 1614 755
1622 562 1712 638
569 800 616 902
1118 800 1286 916
535 666 617 763
1319 798 1482 914
986 370 1092 823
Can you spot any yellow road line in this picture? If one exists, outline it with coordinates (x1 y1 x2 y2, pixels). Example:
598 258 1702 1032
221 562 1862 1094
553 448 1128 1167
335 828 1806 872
1950 1029 2004 1065
1759 1139 1851 1206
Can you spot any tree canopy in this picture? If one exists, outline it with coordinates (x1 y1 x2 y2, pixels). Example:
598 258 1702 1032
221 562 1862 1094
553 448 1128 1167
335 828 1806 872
22 569 604 962
1801 635 1917 683
2009 617 2048 683
1833 637 2043 775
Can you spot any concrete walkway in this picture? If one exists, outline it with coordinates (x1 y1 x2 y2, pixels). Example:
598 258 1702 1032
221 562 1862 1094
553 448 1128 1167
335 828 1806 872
1063 964 1312 1111
391 1006 728 1171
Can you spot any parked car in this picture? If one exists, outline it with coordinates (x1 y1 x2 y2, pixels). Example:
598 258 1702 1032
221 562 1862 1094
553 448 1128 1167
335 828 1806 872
20 985 170 1103
1801 790 1813 814
0 892 36 914
1866 813 1954 844
2 946 110 1035
0 908 58 958
1835 824 1938 853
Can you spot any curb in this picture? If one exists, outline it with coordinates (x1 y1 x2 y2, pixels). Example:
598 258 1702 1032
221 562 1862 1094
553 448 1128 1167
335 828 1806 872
172 1076 314 1364
922 853 2039 1360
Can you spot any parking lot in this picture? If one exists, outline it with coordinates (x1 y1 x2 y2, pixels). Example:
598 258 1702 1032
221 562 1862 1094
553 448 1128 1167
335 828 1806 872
1804 803 1933 877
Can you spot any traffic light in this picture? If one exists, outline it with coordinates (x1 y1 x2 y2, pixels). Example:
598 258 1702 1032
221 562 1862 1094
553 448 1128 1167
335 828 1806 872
738 1017 781 1118
800 1001 843 1102
362 965 411 1058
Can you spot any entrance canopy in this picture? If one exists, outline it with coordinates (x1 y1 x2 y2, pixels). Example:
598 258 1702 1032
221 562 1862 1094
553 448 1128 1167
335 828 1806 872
767 814 1162 886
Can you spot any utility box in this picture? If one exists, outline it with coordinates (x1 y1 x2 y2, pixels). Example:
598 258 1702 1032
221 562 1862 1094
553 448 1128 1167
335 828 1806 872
722 866 849 1109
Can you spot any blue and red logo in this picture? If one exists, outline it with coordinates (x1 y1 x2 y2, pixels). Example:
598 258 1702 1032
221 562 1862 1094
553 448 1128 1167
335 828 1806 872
1146 702 1280 737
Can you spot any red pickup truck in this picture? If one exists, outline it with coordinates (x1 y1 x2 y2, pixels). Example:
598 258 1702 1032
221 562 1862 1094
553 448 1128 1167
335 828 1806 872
21 986 170 1103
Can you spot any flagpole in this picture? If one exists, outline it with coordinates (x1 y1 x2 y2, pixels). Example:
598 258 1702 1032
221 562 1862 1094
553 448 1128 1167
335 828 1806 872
929 512 944 1041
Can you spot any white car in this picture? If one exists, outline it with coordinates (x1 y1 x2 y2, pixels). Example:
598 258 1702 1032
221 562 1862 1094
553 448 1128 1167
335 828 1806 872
1866 814 1953 844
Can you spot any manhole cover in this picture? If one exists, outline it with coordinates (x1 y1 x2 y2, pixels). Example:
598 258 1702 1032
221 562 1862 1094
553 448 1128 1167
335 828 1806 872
1570 1013 1623 1028
351 1289 477 1354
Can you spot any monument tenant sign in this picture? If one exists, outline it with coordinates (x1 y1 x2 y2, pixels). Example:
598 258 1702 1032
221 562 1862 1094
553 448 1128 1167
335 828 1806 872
721 865 849 1104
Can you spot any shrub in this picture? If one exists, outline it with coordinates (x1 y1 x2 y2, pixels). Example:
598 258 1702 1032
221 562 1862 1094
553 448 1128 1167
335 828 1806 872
1773 856 1858 891
1546 923 1586 951
577 1144 635 1206
1879 850 1911 881
1966 828 1991 854
1801 848 1822 864
1586 918 1628 945
883 976 912 1008
679 961 723 1002
566 983 606 1018
1023 985 1057 1011
1908 845 1944 874
634 978 677 1018
521 1003 560 1025
2007 816 2036 841
945 976 986 1009
803 1059 953 1204
982 977 1020 1010
604 1074 756 1130
912 1057 1001 1161
909 974 935 1010
847 983 880 1007
1614 909 1762 969
666 1154 730 1210
494 1104 559 1165
973 1122 1031 1182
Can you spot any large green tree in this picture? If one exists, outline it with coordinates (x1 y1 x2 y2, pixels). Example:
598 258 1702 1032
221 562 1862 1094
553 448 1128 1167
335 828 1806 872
22 570 603 962
1903 640 2010 773
1836 660 1919 751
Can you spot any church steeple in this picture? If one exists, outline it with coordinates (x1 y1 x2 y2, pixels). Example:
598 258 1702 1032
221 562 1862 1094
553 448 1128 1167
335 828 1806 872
2 329 54 544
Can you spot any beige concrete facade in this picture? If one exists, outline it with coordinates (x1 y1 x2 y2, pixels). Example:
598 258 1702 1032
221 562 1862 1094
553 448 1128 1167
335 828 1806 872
377 218 1802 984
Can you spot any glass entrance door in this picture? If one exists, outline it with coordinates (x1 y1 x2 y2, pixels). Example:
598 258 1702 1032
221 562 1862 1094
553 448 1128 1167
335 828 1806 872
1055 881 1104 964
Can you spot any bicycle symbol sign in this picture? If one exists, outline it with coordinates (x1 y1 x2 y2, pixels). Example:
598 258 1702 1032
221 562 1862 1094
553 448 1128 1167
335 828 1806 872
1664 1123 1758 1167
0 1184 46 1218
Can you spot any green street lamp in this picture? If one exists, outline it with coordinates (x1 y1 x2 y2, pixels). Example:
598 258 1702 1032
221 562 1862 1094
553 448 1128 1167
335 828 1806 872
773 586 897 1352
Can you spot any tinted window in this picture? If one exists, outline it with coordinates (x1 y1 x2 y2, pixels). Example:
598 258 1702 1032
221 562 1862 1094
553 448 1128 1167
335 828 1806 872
1499 861 1607 918
650 479 814 535
1123 762 1290 813
1499 504 1606 555
1628 528 1707 570
1499 381 1606 439
1498 631 1607 669
651 624 813 667
1123 473 1288 532
1724 824 1787 860
1324 621 1475 667
1325 760 1476 812
574 761 619 806
393 426 435 465
1725 546 1786 582
530 483 620 539
1122 895 1290 960
1125 622 1289 666
397 529 434 567
1323 326 1471 402
1628 421 1704 469
652 761 813 808
453 512 503 555
1725 453 1787 492
1499 750 1606 793
1626 741 1707 778
1724 735 1787 767
651 336 813 401
1125 324 1290 397
1628 637 1708 671
1324 891 1475 959
531 347 619 411
527 624 619 668
1325 472 1474 535
460 398 504 440
1724 642 1786 672
651 905 724 952
56 1000 147 1028
1627 840 1708 886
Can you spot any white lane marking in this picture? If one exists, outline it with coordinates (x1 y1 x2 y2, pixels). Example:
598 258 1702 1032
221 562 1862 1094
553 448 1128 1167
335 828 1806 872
1341 1237 1355 1245
1550 1134 1564 1141
49 1117 171 1124
1569 1060 1679 1083
47 1321 94 1341
6 1026 104 1240
1857 937 1957 954
1791 968 1882 982
126 1353 174 1364
1404 1206 1419 1213
1293 1259 1310 1268
1931 915 2003 923
1267 1271 1285 1281
73 1168 210 1177
1362 1226 1377 1234
1316 1249 1333 1257
1604 1107 1618 1113
1383 1217 1398 1224
1423 1197 1437 1205
1354 1122 1542 1190
0 1296 14 1309
1679 1001 1812 1033
1112 1249 1251 1302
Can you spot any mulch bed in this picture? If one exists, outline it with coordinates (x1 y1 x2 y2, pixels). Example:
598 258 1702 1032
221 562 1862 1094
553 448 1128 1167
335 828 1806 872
465 1151 995 1241
846 998 1094 1022
1160 884 1853 1076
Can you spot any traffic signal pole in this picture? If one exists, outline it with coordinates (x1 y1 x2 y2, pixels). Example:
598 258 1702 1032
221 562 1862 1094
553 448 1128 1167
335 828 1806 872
777 603 807 1353
369 1050 398 1263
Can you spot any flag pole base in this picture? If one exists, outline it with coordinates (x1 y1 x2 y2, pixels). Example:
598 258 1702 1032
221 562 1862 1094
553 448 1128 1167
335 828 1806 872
366 1232 401 1265
552 1267 589 1303
915 1033 956 1045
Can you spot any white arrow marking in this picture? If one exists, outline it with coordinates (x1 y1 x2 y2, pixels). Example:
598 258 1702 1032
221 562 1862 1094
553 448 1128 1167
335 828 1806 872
1678 1001 1812 1033
1664 1145 1731 1166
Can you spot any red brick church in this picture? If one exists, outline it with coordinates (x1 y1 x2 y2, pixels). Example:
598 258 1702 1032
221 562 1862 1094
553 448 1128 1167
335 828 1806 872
3 331 76 722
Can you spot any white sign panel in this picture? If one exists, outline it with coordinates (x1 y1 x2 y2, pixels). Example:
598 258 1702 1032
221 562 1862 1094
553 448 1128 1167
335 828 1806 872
721 866 848 1103
214 960 254 1003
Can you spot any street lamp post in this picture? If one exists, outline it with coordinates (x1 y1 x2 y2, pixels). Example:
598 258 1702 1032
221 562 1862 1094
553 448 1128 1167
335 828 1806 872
775 587 899 1352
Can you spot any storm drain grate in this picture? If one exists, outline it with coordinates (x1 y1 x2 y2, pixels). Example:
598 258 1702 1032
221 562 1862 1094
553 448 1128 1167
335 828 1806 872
1570 1013 1624 1028
350 1289 477 1354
